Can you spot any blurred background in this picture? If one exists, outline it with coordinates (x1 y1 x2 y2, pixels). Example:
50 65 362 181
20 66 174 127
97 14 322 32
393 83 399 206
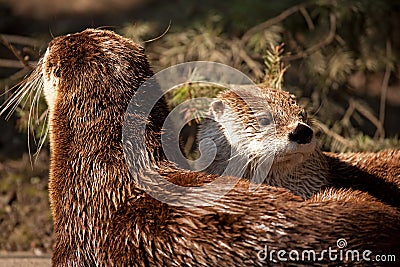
0 0 399 254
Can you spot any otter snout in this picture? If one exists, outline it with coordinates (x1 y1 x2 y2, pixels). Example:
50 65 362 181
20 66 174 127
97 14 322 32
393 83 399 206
289 123 313 144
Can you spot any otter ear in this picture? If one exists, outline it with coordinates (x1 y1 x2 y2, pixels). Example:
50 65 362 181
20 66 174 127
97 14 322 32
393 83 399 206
211 100 225 120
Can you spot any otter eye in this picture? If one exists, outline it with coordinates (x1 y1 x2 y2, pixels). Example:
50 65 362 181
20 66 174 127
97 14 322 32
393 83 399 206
54 68 61 78
299 109 307 121
258 117 271 127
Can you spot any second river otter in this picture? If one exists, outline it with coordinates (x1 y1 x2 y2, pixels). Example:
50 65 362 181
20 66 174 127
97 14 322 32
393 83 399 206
197 86 327 198
197 86 400 202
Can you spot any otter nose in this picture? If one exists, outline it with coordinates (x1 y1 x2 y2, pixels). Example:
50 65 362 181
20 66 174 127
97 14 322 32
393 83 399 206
289 123 313 144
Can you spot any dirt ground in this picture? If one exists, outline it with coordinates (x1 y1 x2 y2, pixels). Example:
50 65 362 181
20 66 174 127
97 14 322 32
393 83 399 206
0 150 53 254
0 252 51 267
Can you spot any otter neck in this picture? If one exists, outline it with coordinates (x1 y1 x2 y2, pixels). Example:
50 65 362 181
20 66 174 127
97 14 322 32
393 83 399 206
267 149 329 198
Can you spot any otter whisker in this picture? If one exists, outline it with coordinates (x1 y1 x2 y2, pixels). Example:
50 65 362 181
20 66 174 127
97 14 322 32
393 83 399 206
31 77 44 138
33 80 48 156
34 84 41 124
245 155 264 180
228 152 252 172
235 154 249 173
0 83 32 119
226 151 242 162
1 58 46 164
34 109 48 160
255 154 274 180
2 66 44 120
236 152 259 178
27 73 45 163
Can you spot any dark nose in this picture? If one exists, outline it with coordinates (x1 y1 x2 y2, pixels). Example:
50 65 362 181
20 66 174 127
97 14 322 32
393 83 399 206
289 123 313 144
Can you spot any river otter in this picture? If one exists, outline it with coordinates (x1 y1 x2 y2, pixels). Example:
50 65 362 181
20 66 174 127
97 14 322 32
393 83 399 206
197 87 400 206
7 29 400 266
197 87 328 198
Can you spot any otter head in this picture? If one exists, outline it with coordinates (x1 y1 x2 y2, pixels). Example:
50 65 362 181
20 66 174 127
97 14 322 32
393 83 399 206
42 29 152 118
38 29 171 166
197 86 318 183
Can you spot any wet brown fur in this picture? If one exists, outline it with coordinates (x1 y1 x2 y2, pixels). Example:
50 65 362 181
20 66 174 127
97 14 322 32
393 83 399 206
325 149 400 208
26 29 400 266
198 87 400 207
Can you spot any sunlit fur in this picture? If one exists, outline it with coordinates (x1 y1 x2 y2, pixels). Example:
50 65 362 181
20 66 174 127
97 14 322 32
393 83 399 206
3 29 400 266
197 86 327 198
